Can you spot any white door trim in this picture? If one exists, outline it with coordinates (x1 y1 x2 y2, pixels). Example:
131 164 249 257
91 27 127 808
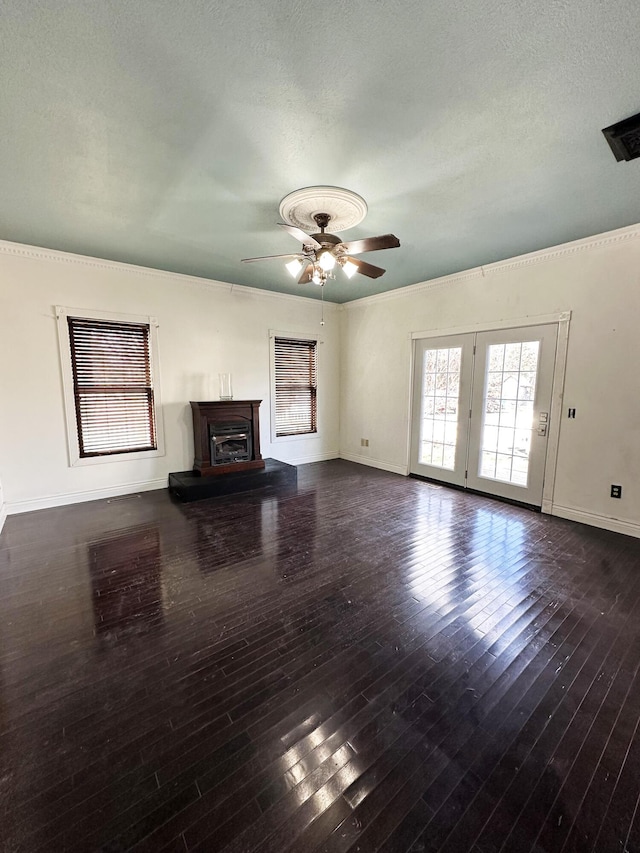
541 315 570 513
411 311 571 340
409 312 570 514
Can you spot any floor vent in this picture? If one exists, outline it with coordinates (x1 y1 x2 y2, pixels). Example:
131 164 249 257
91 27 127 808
107 493 142 503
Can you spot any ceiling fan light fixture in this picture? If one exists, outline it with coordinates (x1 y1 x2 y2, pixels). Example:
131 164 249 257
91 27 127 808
341 259 358 278
243 188 400 288
285 258 303 277
318 250 336 271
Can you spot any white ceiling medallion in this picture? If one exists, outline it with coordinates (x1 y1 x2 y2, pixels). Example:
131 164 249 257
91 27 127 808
279 186 368 232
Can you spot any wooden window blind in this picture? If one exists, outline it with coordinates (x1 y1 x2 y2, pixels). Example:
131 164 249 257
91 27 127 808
68 317 157 457
274 337 318 436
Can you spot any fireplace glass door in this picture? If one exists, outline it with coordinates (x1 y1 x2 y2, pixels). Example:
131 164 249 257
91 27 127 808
210 422 252 465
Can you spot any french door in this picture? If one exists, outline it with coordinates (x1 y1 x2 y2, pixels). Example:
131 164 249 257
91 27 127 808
410 324 558 506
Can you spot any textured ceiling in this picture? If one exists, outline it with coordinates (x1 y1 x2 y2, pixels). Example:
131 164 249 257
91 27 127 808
2 1 640 303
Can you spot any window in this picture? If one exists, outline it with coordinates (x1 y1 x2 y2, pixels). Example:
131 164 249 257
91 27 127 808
57 307 164 465
273 336 318 437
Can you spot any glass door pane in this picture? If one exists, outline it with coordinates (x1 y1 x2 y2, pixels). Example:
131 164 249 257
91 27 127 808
467 324 558 505
478 340 540 486
410 334 473 487
419 345 462 470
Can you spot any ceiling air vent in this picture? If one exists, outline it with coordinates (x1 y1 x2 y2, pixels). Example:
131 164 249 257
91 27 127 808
602 111 640 162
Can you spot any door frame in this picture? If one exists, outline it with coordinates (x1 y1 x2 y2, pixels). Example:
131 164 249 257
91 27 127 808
407 311 570 514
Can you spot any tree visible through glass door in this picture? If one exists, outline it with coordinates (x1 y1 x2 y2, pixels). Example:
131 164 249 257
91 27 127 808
411 323 558 506
419 346 462 471
479 340 540 486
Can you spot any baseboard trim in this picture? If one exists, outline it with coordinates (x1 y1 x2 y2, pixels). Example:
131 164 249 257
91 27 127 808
283 450 340 466
551 504 640 540
6 478 168 515
339 452 408 476
0 502 7 535
2 457 341 515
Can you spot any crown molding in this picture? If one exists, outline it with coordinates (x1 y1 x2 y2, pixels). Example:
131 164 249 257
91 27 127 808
0 239 341 310
344 268 484 308
485 222 640 275
3 220 639 312
343 222 640 309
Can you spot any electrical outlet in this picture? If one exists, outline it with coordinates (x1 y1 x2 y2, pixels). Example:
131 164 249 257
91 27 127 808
360 438 369 447
611 485 622 499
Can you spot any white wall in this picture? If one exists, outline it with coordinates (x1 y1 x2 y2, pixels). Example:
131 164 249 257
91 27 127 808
3 224 640 539
0 243 340 513
0 474 6 534
340 225 640 538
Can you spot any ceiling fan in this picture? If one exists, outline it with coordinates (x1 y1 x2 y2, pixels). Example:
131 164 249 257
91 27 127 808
241 211 401 285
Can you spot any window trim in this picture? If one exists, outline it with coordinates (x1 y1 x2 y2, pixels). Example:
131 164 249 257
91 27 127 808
56 306 165 467
269 330 321 443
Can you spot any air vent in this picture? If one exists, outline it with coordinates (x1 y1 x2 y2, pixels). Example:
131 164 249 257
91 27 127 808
602 111 640 162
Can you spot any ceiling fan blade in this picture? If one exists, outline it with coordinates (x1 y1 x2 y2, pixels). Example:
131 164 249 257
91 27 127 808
345 256 386 279
277 223 322 250
241 253 303 263
298 262 314 284
339 234 400 255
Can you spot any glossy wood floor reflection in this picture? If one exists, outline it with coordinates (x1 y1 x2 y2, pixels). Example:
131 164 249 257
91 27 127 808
2 461 640 853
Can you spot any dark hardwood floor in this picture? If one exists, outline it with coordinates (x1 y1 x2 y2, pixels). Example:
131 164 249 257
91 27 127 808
1 460 640 853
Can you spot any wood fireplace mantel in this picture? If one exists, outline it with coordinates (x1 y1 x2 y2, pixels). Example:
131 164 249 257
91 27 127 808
190 400 265 477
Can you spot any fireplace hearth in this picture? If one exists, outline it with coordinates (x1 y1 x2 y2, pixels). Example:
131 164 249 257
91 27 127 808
190 400 265 476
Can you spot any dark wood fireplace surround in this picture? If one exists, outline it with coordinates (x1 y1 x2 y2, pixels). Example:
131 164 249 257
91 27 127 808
190 400 265 476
